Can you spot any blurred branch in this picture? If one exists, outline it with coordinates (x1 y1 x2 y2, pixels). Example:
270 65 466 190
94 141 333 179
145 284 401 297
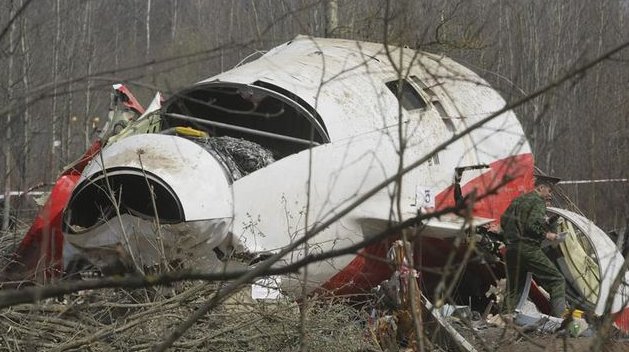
0 0 34 48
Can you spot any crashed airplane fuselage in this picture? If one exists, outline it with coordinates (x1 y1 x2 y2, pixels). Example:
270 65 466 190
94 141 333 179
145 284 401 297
7 36 629 330
62 35 532 294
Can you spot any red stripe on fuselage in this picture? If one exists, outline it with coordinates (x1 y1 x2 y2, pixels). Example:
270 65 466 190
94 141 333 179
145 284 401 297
320 153 534 295
3 140 102 282
436 153 534 220
614 307 629 333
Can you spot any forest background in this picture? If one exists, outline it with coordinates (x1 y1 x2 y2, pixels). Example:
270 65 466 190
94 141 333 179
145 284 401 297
1 0 628 232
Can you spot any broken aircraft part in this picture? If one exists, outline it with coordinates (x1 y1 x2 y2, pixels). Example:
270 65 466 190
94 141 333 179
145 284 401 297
4 36 629 335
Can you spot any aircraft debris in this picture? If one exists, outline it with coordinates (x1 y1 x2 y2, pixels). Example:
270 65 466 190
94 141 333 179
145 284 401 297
2 36 628 345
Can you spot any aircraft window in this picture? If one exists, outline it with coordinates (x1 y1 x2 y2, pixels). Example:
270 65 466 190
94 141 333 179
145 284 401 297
410 75 439 102
428 153 440 166
162 83 329 161
385 79 428 111
433 101 456 133
252 80 329 139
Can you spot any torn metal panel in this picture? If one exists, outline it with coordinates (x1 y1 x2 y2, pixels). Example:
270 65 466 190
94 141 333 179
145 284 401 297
65 214 232 272
108 92 164 144
420 214 494 239
547 207 629 316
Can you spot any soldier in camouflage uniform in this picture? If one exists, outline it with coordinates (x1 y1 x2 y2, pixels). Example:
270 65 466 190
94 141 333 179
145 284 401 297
501 175 566 317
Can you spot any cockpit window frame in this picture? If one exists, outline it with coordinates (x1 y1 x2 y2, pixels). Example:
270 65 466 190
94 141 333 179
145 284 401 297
385 78 429 112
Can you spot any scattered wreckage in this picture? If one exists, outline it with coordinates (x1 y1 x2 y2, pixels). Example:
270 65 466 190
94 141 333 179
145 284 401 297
2 36 628 348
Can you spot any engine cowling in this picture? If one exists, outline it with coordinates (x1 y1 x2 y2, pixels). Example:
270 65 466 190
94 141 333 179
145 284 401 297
62 134 233 272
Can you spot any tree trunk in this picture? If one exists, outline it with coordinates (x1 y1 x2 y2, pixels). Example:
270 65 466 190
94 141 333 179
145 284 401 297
83 0 92 150
2 0 16 231
324 0 338 38
251 0 261 39
146 0 151 58
19 0 30 190
50 0 61 181
171 0 178 40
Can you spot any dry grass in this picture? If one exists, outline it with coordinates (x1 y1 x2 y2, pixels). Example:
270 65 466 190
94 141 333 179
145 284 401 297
0 282 378 351
0 229 376 351
0 232 557 352
2 228 627 352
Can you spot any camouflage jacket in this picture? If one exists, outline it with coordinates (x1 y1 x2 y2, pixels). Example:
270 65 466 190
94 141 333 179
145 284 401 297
500 191 547 245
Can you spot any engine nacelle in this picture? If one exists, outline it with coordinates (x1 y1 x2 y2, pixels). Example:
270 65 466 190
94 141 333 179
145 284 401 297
62 134 233 272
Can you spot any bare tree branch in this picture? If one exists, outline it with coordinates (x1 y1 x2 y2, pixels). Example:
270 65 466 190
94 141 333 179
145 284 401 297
0 0 34 48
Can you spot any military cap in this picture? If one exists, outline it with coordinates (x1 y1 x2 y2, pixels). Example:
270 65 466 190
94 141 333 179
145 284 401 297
534 173 561 187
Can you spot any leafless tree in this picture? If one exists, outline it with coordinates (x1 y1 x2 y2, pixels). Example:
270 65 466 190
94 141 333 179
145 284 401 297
0 1 628 350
